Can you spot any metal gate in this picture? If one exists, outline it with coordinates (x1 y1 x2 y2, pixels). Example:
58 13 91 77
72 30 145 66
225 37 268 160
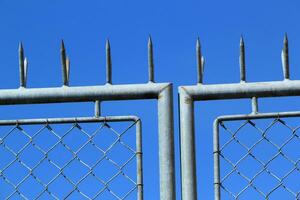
0 38 176 199
179 35 300 199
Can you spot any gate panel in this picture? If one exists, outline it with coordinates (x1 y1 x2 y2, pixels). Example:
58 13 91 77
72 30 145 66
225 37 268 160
178 35 300 199
214 112 300 199
0 37 175 199
0 116 143 200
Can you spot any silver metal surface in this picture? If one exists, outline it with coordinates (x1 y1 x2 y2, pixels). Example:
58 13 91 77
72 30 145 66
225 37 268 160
148 36 154 83
106 39 112 84
239 36 246 82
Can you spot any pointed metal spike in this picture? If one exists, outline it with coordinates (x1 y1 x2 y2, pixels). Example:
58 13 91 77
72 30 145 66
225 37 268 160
148 35 154 82
66 56 70 85
196 37 203 84
201 56 205 74
24 58 28 87
19 42 26 87
60 40 68 86
61 40 65 51
239 35 246 82
240 35 244 46
282 33 290 80
196 37 201 49
106 39 112 84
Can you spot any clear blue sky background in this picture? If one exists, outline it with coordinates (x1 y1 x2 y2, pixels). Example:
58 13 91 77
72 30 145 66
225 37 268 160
1 0 300 199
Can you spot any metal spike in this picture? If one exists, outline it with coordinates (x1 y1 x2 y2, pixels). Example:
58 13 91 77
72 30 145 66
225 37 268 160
106 39 112 84
19 42 26 87
60 40 69 86
196 37 203 84
201 56 205 74
66 56 70 84
239 36 246 82
24 58 28 87
281 33 290 80
148 36 154 82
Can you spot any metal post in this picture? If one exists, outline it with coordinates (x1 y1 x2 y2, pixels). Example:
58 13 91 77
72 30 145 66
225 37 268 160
179 87 197 200
158 84 176 200
251 97 258 114
136 119 144 200
213 119 220 200
95 100 101 117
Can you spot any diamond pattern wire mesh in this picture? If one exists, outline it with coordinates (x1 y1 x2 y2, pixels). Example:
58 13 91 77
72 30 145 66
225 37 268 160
0 117 142 200
217 116 300 199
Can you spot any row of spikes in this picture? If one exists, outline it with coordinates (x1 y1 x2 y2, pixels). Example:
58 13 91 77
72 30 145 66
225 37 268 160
196 34 290 83
18 37 155 87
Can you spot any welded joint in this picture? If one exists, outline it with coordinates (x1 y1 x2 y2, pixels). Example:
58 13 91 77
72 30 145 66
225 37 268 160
178 86 193 104
158 83 173 99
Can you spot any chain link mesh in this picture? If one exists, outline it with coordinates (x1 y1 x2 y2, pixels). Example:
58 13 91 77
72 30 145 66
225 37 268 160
217 117 300 199
0 118 142 199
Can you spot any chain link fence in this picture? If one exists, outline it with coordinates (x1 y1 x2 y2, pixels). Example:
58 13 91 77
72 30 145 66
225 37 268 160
214 113 300 199
0 116 142 200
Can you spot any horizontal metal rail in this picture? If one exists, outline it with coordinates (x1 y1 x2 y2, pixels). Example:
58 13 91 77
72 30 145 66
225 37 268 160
180 80 300 101
216 111 300 122
0 116 140 125
0 83 169 105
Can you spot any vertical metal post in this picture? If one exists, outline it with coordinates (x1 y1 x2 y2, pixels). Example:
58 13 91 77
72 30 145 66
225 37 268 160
95 100 101 117
251 97 258 114
213 119 221 200
158 84 176 200
136 119 144 200
179 87 197 200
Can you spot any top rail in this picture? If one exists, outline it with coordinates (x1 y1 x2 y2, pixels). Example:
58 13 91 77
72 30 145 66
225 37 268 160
0 83 170 105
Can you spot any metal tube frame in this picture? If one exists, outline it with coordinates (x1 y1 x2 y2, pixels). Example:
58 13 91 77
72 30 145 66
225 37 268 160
0 82 175 200
178 80 300 200
214 111 300 200
0 115 143 199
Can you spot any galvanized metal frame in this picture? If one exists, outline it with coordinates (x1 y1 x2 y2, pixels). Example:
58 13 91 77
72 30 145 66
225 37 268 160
1 37 176 199
214 111 300 200
0 115 143 199
178 35 299 200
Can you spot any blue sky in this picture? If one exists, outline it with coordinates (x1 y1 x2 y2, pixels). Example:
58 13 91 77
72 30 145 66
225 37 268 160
1 0 300 199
